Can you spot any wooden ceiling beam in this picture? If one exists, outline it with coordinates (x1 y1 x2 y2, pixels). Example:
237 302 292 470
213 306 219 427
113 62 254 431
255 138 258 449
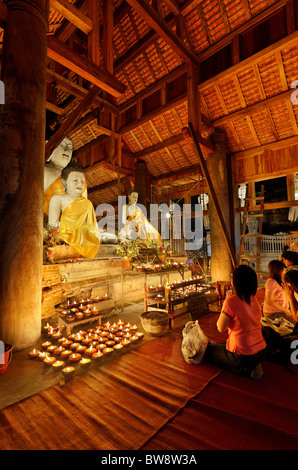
135 133 185 158
232 134 298 159
46 69 119 114
50 0 93 34
213 88 294 127
47 36 126 97
45 85 101 160
125 0 199 65
153 164 203 186
88 177 125 194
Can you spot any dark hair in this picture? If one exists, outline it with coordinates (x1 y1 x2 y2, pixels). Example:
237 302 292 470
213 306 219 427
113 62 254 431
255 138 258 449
61 160 84 181
268 259 285 286
281 249 298 265
127 187 138 197
284 266 298 291
232 264 258 304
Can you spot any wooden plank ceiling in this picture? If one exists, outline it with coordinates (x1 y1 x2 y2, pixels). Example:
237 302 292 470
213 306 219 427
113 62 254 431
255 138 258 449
0 0 297 206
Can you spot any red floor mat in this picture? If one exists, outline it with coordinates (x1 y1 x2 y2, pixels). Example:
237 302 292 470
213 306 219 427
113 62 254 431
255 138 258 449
142 359 298 450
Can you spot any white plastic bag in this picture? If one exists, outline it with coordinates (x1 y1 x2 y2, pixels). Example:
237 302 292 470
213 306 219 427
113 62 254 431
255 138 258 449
181 320 209 364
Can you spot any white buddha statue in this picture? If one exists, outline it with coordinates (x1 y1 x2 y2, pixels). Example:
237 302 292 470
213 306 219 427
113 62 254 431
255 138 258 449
48 160 100 259
120 188 162 244
44 136 87 216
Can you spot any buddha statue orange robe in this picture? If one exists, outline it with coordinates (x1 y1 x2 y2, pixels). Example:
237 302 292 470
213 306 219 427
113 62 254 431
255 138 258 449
58 196 100 259
44 176 87 215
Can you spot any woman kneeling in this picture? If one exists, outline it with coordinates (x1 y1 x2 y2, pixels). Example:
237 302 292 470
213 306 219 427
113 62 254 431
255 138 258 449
205 265 266 380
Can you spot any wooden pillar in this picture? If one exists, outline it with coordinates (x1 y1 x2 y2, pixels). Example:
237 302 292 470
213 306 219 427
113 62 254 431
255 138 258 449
0 0 48 350
207 131 234 283
135 161 147 208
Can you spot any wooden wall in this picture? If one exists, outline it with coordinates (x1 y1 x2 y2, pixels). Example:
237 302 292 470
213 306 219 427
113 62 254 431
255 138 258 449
234 140 298 184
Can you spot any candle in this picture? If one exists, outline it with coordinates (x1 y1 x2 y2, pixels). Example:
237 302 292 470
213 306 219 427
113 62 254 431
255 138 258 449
79 357 91 368
117 319 125 326
62 339 73 348
61 349 72 359
92 351 103 360
70 342 81 350
43 356 56 366
90 341 99 347
100 330 109 337
62 366 75 378
58 336 67 344
79 303 87 311
66 313 75 322
96 343 106 351
103 293 109 300
54 346 66 356
130 324 138 331
136 332 144 340
85 345 97 356
28 349 40 359
113 343 123 351
76 345 87 353
121 338 131 347
43 322 51 332
47 326 57 336
52 360 65 371
75 312 84 320
109 327 118 334
38 351 50 361
41 341 52 350
74 333 83 342
106 340 115 347
84 308 92 317
69 353 82 362
90 333 99 341
102 347 114 355
114 336 122 343
60 310 69 318
47 345 57 353
130 335 139 343
91 306 99 315
70 307 79 314
81 335 92 346
104 321 111 329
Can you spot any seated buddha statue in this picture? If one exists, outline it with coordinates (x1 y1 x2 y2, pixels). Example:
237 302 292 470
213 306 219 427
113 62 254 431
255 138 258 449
47 160 100 259
44 136 87 217
119 188 162 245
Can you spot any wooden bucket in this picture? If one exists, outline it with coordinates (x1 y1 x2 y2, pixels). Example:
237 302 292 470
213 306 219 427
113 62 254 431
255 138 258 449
0 344 13 376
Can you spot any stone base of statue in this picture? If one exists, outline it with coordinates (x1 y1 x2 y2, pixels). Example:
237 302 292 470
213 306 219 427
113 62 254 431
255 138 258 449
44 244 118 263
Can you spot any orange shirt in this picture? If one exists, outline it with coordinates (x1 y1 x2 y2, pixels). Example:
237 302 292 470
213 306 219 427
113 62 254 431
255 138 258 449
222 294 266 356
263 278 288 315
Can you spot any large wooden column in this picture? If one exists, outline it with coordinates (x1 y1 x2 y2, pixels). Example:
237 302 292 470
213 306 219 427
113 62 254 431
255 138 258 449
207 131 234 283
0 0 48 350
